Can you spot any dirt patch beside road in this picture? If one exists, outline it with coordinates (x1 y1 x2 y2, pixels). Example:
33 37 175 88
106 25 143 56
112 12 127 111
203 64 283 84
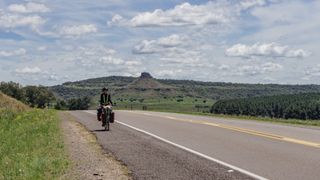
59 112 131 180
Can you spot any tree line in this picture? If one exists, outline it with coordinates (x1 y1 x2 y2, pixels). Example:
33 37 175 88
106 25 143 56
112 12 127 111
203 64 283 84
54 97 91 110
0 81 55 108
211 93 320 120
0 81 91 110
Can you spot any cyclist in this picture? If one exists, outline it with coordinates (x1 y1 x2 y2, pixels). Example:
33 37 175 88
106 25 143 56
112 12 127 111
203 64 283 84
97 87 113 126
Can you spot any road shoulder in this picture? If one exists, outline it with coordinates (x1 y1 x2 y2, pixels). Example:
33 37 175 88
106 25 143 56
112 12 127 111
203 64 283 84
59 112 131 180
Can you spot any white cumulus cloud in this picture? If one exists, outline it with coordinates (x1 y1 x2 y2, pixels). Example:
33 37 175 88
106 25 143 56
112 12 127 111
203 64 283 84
108 1 273 27
226 43 310 58
37 46 47 51
155 69 183 77
0 48 26 57
8 2 50 14
261 62 283 72
99 56 124 65
133 34 203 65
109 2 233 27
133 34 187 54
125 61 142 66
15 67 41 74
218 64 230 70
59 24 98 37
304 64 320 79
240 0 267 10
0 13 45 28
237 62 283 76
66 46 143 70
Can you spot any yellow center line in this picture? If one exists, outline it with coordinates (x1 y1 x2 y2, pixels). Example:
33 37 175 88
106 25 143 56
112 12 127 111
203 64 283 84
127 111 320 148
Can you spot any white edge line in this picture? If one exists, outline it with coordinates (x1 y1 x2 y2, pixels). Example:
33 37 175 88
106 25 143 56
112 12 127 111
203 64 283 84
85 111 268 180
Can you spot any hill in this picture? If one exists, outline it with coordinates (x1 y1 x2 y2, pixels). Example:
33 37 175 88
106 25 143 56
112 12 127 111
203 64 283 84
127 72 172 89
0 91 29 112
50 72 320 102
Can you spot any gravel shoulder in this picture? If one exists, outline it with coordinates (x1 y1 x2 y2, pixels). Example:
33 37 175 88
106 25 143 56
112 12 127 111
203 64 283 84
59 112 131 180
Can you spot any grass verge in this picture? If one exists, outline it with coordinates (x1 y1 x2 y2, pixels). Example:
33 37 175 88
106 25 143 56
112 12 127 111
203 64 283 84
0 92 29 112
0 109 69 180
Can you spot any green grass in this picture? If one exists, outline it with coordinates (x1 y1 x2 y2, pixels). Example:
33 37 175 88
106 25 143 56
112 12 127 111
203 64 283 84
0 109 69 180
112 97 215 113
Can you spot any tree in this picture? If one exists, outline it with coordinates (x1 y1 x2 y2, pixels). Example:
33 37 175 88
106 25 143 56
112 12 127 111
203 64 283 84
23 86 55 108
0 81 24 101
55 100 67 110
0 82 56 108
211 93 320 120
67 97 91 110
177 99 184 102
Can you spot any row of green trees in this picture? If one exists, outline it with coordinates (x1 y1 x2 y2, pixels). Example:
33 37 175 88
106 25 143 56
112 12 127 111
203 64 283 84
0 81 91 110
0 81 55 108
211 93 320 120
54 97 91 110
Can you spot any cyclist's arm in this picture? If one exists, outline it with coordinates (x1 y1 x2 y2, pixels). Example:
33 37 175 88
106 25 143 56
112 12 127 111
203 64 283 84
99 94 103 105
108 94 113 106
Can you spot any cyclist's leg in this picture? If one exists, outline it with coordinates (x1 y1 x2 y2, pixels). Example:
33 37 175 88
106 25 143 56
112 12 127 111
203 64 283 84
97 107 102 121
106 107 111 122
102 108 107 126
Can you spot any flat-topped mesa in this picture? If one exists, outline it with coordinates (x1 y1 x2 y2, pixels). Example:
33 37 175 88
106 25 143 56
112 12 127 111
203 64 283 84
126 72 172 89
140 72 153 79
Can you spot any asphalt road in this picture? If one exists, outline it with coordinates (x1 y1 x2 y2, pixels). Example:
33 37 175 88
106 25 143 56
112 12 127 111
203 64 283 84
69 110 320 180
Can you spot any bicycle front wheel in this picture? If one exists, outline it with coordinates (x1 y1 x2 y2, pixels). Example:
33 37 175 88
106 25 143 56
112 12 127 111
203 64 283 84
105 122 110 131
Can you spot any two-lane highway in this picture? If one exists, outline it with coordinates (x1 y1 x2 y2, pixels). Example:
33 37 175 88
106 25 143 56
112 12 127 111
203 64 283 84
69 110 320 180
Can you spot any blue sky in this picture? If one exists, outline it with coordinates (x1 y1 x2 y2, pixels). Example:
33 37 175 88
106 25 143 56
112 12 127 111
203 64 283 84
0 0 319 85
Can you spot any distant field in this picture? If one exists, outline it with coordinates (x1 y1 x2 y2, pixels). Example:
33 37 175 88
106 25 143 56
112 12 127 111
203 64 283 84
113 95 320 127
97 95 320 127
104 97 214 113
0 92 69 179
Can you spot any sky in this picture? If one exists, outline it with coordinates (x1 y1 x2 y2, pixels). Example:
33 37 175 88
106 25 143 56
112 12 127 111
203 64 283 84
0 0 319 85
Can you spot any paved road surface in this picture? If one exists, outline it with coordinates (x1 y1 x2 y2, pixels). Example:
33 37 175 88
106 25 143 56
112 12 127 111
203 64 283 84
69 110 320 180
